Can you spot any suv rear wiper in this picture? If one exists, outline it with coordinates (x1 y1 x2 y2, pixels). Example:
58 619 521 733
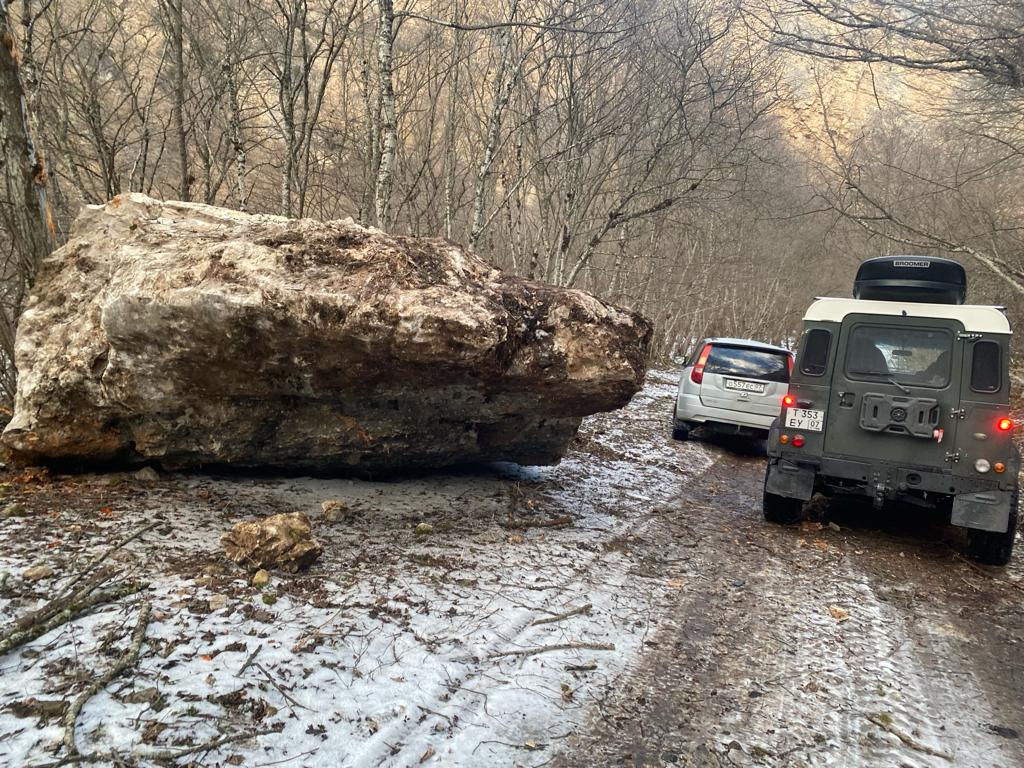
887 377 911 395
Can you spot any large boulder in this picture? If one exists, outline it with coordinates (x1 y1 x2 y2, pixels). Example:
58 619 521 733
2 194 651 472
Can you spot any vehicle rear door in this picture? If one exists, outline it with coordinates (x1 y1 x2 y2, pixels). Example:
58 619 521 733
823 315 963 466
699 345 791 416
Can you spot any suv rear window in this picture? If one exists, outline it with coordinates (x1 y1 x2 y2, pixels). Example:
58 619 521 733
845 325 953 388
705 346 791 383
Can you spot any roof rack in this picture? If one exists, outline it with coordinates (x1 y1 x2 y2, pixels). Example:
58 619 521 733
854 256 966 305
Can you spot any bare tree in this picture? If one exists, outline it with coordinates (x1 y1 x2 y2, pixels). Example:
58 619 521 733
0 0 54 398
748 0 1024 296
0 0 51 264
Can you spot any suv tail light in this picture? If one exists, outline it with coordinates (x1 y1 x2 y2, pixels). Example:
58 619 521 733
782 394 795 408
691 343 713 384
787 354 794 377
998 418 1014 432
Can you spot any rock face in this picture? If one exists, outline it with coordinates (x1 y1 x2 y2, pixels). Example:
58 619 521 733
2 194 651 472
222 512 323 572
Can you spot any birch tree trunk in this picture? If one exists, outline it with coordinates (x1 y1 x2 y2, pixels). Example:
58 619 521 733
442 0 465 240
374 0 397 229
225 62 248 211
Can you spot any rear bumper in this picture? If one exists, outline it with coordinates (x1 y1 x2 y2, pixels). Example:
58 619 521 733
675 392 776 432
764 455 1015 532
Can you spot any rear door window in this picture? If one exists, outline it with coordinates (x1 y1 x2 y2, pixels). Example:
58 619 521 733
970 341 1001 393
705 346 791 383
799 329 831 377
845 325 953 388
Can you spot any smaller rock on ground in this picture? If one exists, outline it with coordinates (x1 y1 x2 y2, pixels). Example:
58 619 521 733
221 512 323 573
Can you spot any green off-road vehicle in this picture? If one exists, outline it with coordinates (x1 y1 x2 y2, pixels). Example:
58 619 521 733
764 256 1019 565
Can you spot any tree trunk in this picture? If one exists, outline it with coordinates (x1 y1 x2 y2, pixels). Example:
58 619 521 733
468 1 520 251
374 0 396 229
225 62 248 211
163 0 190 201
0 0 53 278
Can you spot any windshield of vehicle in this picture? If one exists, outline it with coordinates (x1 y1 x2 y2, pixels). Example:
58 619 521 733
845 325 952 387
704 345 790 383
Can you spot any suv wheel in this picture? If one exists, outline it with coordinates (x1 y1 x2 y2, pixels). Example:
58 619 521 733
965 493 1018 566
762 465 804 524
672 420 690 441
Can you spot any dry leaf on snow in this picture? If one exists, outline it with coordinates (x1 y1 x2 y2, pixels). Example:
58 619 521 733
828 605 850 622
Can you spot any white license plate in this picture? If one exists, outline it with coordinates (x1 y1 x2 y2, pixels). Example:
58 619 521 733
724 379 765 394
785 408 825 432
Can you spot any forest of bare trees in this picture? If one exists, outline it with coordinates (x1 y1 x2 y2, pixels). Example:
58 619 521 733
2 0 1024 403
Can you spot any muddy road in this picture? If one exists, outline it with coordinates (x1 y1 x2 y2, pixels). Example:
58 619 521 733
561 425 1024 766
1 371 1022 767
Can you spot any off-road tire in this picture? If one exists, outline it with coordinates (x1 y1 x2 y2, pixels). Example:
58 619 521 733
672 421 690 441
965 493 1018 567
762 463 804 524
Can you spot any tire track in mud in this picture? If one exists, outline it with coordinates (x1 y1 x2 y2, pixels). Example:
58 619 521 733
555 452 1024 768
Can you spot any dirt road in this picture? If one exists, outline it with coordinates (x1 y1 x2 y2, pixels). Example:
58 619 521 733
557 450 1024 768
1 371 1022 767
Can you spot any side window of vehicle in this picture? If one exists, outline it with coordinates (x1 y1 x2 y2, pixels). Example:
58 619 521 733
970 341 1001 393
799 329 831 377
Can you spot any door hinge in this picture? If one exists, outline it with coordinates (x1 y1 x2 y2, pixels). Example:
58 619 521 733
950 407 966 420
945 451 961 463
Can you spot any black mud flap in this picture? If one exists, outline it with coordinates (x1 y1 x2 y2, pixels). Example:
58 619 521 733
765 459 815 501
952 491 1011 533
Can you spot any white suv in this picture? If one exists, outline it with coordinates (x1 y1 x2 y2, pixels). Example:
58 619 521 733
673 338 793 440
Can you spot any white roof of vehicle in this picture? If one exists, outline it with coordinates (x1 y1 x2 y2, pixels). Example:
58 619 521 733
707 337 790 353
804 298 1011 334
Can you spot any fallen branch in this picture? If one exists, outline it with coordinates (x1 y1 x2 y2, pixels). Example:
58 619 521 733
417 704 453 724
237 644 262 676
5 567 117 639
61 521 159 595
138 727 279 762
254 662 308 711
531 603 592 626
0 581 146 657
63 602 152 756
954 553 1024 594
503 515 572 530
30 728 278 768
489 641 615 660
865 714 953 761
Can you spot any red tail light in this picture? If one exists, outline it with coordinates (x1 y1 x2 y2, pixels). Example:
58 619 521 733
787 354 794 376
691 343 713 384
998 418 1014 432
782 394 795 408
792 434 806 448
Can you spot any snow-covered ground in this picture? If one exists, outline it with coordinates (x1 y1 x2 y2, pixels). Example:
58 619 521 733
0 370 715 767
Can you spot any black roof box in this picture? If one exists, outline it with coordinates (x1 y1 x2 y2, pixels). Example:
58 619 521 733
853 256 966 305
